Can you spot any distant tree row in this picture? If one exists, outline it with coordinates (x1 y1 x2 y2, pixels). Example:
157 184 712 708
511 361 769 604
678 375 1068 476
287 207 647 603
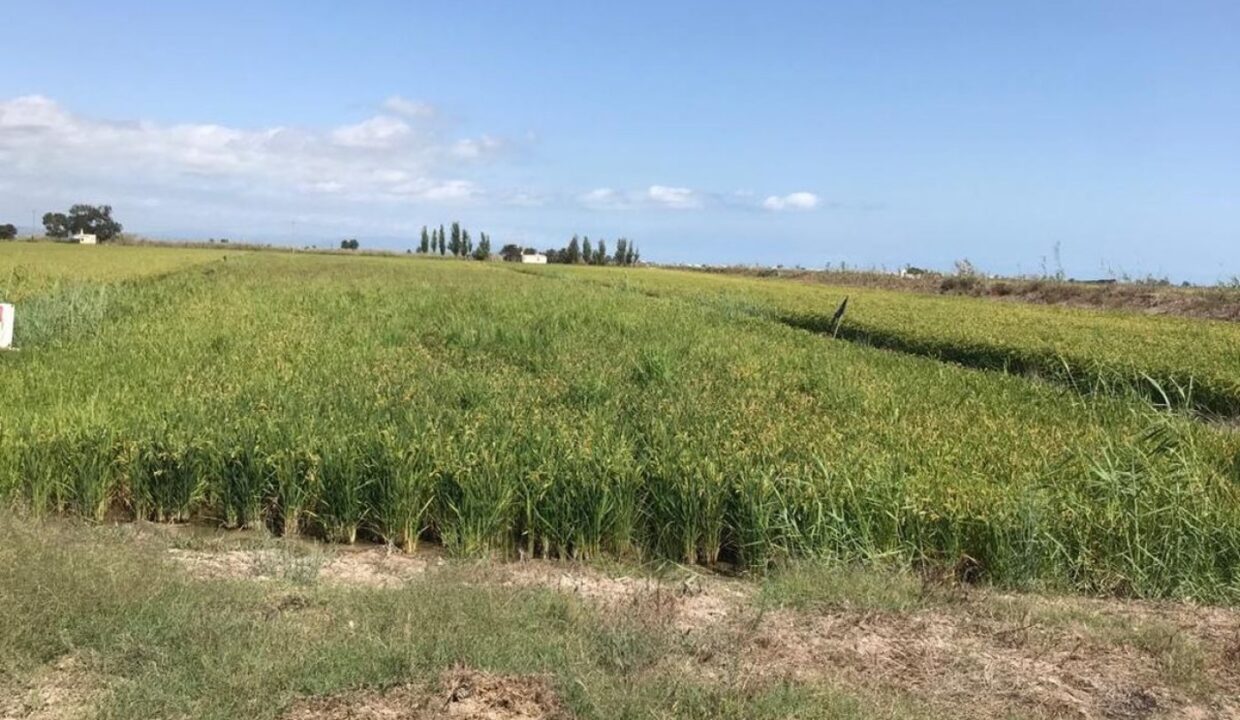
543 235 639 266
340 238 360 250
416 222 492 260
42 204 123 241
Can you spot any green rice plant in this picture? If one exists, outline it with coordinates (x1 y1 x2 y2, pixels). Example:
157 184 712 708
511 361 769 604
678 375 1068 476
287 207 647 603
1 245 1238 600
217 436 271 530
437 439 521 557
121 436 206 523
529 428 640 560
1046 418 1240 600
267 445 319 538
314 440 370 544
365 429 436 552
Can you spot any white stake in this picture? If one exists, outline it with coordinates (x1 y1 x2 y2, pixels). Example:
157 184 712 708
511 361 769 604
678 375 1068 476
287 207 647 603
0 303 15 350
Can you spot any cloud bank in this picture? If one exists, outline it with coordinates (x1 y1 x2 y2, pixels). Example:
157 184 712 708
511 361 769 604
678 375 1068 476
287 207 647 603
0 95 498 206
0 95 823 241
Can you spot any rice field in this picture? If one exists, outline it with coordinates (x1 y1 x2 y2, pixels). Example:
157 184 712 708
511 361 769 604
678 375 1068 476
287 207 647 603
555 266 1240 417
1 244 1238 601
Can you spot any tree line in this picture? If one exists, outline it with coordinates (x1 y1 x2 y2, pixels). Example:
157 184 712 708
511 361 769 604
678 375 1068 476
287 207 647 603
412 222 493 260
502 235 639 265
0 204 125 242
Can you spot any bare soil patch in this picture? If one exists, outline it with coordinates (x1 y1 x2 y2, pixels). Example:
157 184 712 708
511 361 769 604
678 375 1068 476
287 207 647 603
159 538 1240 719
726 594 1240 720
167 546 430 588
283 667 564 720
498 561 750 631
0 655 104 720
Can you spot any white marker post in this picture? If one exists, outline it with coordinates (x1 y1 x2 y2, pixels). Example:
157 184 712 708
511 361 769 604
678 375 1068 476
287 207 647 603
0 303 14 350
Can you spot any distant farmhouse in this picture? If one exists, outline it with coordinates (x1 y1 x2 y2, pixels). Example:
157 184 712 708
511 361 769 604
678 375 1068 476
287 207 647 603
71 232 98 245
518 249 547 264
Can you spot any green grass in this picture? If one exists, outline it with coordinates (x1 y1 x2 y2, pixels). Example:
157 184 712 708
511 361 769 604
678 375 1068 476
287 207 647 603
1 245 1238 600
760 562 938 614
0 518 918 720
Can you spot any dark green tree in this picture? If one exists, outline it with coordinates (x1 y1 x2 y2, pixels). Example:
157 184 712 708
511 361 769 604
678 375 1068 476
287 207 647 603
449 222 461 256
595 239 607 265
439 224 447 255
567 235 581 264
419 226 430 253
473 232 492 260
0 223 17 240
67 204 123 241
42 212 70 238
582 237 593 265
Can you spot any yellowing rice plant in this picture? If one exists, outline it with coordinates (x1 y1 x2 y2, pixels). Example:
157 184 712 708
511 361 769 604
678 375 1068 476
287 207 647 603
555 265 1240 417
1 245 1238 600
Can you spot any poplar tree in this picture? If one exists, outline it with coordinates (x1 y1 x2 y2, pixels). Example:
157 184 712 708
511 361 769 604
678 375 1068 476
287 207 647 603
582 237 593 265
419 226 430 253
474 232 491 260
448 222 461 256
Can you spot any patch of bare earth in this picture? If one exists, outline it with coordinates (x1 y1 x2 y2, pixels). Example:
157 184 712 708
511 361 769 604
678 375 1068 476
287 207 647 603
0 655 104 720
283 667 564 720
167 546 430 588
497 561 750 631
725 594 1240 720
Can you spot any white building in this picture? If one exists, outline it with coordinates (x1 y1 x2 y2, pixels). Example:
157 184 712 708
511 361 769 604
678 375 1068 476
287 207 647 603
519 252 547 264
71 232 98 245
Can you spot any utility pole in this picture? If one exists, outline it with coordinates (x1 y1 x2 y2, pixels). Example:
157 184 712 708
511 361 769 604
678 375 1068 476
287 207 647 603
30 209 35 239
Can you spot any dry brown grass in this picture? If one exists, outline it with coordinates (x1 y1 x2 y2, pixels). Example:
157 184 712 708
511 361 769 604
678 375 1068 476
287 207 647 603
282 668 565 720
692 266 1240 321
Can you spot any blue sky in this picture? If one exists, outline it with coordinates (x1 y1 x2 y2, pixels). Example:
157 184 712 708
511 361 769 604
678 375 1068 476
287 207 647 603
1 1 1237 281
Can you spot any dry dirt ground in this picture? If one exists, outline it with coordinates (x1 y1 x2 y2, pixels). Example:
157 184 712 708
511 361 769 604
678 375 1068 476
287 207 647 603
8 533 1240 720
0 655 104 720
164 542 1240 719
283 668 566 720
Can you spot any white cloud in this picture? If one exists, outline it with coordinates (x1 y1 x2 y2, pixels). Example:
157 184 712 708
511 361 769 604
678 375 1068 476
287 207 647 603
330 115 412 149
0 95 504 211
417 180 481 201
502 190 547 208
647 185 701 210
762 191 820 211
381 95 436 119
578 187 630 210
452 135 503 159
